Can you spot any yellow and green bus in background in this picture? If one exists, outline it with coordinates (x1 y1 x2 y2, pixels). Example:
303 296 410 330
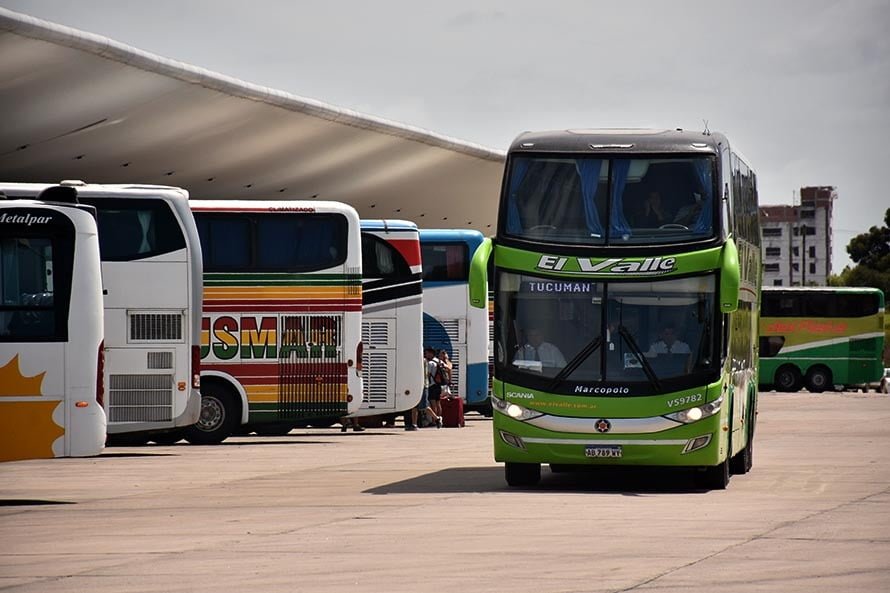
759 287 885 392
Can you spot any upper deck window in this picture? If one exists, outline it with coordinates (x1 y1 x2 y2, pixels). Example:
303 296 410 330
503 155 716 246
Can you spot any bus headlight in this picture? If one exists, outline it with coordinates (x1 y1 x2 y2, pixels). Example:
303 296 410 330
664 396 723 424
492 395 543 421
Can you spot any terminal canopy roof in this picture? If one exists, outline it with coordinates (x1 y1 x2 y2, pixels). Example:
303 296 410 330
0 8 505 230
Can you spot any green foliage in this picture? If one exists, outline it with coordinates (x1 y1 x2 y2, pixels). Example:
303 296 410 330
836 208 890 295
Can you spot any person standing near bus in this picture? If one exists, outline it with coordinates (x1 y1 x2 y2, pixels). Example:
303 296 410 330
437 349 454 397
422 347 443 428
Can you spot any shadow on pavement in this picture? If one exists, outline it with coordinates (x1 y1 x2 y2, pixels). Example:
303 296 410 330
366 466 708 495
0 499 76 506
99 452 177 458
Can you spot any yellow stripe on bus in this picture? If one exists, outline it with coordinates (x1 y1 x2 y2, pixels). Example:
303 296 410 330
244 384 348 403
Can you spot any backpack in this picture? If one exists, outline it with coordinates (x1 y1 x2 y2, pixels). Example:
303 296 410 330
433 359 450 386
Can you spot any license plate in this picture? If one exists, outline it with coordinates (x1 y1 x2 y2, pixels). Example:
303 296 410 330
585 445 622 458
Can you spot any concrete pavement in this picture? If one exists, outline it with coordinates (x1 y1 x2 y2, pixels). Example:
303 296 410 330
1 391 889 592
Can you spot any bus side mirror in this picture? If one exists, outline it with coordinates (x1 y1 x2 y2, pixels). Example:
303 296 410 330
720 238 739 313
468 238 492 309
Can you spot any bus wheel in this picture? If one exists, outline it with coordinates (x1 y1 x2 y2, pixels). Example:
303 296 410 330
805 366 832 393
696 459 730 490
505 462 541 487
730 426 754 475
775 366 802 392
184 384 236 445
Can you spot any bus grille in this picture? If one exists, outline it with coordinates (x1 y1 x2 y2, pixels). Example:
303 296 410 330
108 374 173 422
130 313 183 341
362 320 391 347
278 315 347 419
362 350 390 406
147 351 173 369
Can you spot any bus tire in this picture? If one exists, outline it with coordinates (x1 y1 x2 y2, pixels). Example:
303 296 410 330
805 366 832 393
184 383 237 445
729 426 753 475
774 365 802 392
505 462 541 487
696 459 730 490
730 392 756 475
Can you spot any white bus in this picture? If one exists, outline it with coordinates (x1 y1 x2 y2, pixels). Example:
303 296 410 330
0 191 106 460
354 220 423 420
418 229 490 414
189 200 364 443
0 182 203 444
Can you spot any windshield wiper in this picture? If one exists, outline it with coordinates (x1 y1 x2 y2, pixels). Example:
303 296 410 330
549 335 602 391
617 325 662 391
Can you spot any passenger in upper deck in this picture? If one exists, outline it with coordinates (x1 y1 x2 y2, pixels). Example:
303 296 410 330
673 192 705 227
637 191 669 228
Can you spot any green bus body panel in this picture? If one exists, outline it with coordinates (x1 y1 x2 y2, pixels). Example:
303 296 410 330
469 237 492 309
759 315 884 385
487 241 757 468
719 239 739 312
493 244 724 277
490 379 731 467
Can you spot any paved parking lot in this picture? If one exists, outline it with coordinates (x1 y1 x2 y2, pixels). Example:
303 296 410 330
2 391 889 593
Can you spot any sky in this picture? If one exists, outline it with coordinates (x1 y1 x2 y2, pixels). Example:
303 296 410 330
3 0 889 272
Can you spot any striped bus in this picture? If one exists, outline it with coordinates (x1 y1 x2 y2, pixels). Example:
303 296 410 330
187 201 363 443
759 286 885 392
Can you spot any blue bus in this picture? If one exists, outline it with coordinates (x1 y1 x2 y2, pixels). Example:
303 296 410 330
419 230 490 414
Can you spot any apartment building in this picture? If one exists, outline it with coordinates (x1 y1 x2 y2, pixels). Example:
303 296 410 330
759 186 836 286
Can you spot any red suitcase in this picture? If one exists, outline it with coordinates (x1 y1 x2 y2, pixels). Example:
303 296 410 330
440 396 465 428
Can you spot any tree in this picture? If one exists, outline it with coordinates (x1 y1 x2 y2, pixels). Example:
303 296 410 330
833 208 890 296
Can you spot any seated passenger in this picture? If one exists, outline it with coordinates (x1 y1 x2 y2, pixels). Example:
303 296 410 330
673 192 704 226
514 327 567 368
636 191 669 227
645 324 690 357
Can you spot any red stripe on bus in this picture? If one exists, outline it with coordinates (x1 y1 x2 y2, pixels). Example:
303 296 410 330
203 362 348 375
386 238 422 268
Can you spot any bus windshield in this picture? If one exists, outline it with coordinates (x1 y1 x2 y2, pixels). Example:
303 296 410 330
0 228 73 341
496 270 718 392
79 197 186 261
503 155 716 245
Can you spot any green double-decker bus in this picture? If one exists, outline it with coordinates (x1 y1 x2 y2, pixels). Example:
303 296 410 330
759 287 885 392
469 129 762 489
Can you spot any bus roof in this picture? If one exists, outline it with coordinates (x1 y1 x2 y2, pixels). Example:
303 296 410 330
0 181 190 200
418 228 485 248
189 199 359 219
360 219 418 232
508 128 727 156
